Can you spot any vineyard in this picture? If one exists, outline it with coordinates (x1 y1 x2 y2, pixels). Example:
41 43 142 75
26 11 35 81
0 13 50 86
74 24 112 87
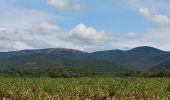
0 77 170 100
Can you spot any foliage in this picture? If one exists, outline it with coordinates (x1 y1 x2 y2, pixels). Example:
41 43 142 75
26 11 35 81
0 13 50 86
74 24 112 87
0 67 94 78
142 69 170 78
1 46 170 72
1 68 170 78
0 77 169 100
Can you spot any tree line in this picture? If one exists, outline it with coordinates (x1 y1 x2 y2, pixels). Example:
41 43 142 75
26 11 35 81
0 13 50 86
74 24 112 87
0 67 170 78
0 67 96 78
117 69 170 78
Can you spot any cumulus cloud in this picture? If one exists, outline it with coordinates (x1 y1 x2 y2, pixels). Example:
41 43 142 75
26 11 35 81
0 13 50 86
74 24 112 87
123 0 170 25
0 1 55 51
66 24 114 46
46 0 81 11
26 22 60 35
39 22 60 34
24 39 53 49
115 28 170 51
0 27 28 51
139 8 170 25
0 25 54 51
1 22 170 52
143 28 170 50
0 9 51 29
126 32 139 39
1 0 170 52
0 2 52 29
13 42 33 51
0 41 15 51
0 27 21 41
0 22 114 52
0 27 23 51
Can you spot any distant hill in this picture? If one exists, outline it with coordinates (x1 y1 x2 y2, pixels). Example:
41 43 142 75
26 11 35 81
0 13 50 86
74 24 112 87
91 46 170 70
152 59 170 70
0 48 87 68
73 59 128 72
0 46 170 72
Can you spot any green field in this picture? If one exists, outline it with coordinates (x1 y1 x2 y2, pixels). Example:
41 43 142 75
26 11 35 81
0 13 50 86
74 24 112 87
0 77 170 100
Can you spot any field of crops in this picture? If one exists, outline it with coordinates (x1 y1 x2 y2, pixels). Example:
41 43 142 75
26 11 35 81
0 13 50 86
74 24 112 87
0 77 170 100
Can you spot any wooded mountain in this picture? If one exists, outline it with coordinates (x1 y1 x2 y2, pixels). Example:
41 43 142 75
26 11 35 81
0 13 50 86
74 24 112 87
152 59 170 70
0 46 169 72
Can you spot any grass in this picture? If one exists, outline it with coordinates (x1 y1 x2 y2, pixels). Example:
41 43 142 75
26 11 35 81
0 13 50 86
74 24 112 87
0 77 170 100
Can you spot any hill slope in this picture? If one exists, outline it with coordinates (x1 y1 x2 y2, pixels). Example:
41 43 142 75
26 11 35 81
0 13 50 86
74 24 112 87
73 59 128 72
152 58 170 70
0 48 126 72
91 46 170 70
0 46 170 72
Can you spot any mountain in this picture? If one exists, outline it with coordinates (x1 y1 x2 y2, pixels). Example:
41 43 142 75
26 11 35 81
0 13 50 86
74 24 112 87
0 46 170 72
0 48 126 72
152 58 170 70
73 59 128 73
91 46 170 70
0 48 87 59
0 48 87 67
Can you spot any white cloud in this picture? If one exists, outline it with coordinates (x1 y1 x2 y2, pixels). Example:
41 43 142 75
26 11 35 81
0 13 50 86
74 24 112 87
142 28 170 50
0 8 52 29
139 8 170 25
123 0 170 25
1 22 170 52
0 41 15 51
13 42 33 51
0 23 114 52
116 28 170 51
46 0 81 11
120 1 170 50
2 0 170 52
139 8 151 17
39 22 60 34
126 32 139 39
67 24 114 46
26 22 60 35
0 27 21 41
24 39 53 49
0 1 55 51
47 0 69 10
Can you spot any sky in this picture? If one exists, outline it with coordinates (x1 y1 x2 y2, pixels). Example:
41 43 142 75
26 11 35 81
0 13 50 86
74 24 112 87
0 0 170 52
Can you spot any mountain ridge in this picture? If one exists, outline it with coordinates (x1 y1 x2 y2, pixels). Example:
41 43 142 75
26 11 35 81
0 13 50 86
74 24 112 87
0 46 167 53
0 46 169 72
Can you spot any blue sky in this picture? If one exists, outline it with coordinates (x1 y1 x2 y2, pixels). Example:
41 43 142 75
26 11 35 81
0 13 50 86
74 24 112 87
11 0 148 32
0 0 170 52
